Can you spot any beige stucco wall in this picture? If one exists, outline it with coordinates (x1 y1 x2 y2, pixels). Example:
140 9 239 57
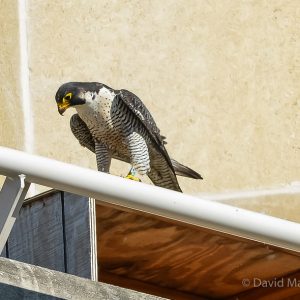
0 0 23 150
1 1 299 219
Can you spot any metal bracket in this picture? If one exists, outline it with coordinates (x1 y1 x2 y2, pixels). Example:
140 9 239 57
0 174 30 253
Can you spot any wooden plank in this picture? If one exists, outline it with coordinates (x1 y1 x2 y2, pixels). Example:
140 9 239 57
96 204 300 299
0 257 165 300
101 271 204 300
7 193 65 272
63 192 96 279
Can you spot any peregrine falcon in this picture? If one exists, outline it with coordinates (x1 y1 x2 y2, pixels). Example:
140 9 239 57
55 82 202 192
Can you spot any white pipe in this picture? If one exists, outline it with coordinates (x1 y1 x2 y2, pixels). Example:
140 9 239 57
0 146 299 253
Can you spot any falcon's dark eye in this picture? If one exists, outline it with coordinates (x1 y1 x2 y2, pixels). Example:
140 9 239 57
64 92 72 101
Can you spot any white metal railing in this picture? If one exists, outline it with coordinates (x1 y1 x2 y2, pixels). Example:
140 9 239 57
0 146 299 253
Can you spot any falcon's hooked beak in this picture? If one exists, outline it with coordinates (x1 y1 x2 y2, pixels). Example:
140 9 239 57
57 101 70 115
57 93 72 115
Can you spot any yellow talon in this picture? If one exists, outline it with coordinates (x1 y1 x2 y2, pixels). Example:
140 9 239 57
125 174 142 182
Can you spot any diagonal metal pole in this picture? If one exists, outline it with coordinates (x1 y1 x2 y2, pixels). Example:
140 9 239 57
0 174 30 253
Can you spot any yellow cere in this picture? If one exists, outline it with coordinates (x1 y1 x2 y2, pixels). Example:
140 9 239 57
59 92 72 108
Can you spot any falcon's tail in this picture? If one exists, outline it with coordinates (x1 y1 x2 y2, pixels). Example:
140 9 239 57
171 159 203 180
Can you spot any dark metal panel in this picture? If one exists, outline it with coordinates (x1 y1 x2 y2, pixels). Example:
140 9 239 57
7 193 65 272
63 192 94 279
0 243 7 258
0 283 61 300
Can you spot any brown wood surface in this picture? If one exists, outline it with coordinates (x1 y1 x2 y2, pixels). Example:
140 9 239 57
100 270 205 300
96 204 300 299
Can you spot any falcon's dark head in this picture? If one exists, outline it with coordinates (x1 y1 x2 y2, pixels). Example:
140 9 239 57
56 82 108 115
55 82 88 115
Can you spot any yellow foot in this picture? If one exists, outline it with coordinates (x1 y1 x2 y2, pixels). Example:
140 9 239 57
125 174 142 182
